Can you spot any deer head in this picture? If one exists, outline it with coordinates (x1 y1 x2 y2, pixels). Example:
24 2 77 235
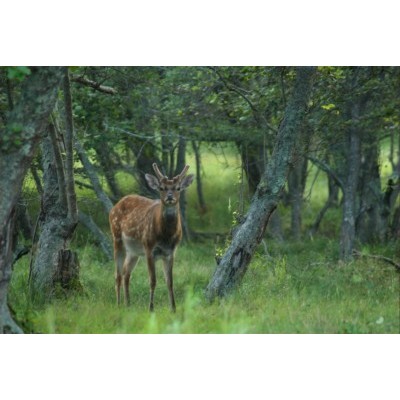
145 163 194 206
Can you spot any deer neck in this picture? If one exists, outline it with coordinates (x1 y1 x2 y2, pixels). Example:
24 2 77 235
159 203 181 233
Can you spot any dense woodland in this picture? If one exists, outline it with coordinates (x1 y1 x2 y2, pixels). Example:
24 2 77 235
0 66 399 334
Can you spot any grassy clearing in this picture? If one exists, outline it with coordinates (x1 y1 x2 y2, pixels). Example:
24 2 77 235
9 238 399 333
10 143 400 333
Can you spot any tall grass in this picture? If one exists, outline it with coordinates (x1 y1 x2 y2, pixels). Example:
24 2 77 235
9 238 399 333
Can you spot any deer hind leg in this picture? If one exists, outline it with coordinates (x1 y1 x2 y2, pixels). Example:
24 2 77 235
146 254 156 312
163 256 176 313
123 255 139 306
113 239 125 306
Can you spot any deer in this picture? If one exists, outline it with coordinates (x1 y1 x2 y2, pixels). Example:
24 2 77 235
109 163 194 312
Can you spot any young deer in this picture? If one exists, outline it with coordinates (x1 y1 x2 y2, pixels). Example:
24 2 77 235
109 163 194 312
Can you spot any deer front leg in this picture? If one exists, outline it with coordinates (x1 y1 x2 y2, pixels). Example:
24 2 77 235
163 255 176 313
146 253 157 312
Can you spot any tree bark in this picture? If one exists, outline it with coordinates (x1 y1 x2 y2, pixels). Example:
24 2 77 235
30 132 75 295
288 148 308 239
127 138 160 197
339 103 362 261
0 67 64 333
30 69 80 297
356 138 386 243
75 138 113 213
309 175 339 236
0 208 23 333
239 140 265 194
78 211 113 259
205 67 315 300
192 140 207 213
175 135 190 241
93 141 122 199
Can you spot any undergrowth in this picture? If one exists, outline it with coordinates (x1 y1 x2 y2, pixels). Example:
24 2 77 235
9 238 399 334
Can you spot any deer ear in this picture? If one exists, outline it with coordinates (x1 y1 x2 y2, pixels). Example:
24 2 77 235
180 174 194 190
145 173 159 190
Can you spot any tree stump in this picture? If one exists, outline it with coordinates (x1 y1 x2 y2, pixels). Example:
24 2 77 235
53 250 81 292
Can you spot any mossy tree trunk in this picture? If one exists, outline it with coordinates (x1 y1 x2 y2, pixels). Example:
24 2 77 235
205 67 315 300
0 67 64 333
337 70 369 261
287 122 309 239
30 69 80 298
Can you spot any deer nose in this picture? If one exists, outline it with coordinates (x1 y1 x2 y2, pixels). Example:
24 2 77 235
167 192 174 200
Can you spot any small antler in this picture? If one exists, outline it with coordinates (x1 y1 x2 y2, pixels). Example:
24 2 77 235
176 165 189 181
152 163 167 181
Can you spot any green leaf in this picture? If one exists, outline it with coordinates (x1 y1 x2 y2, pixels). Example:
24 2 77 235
6 66 31 81
321 103 336 110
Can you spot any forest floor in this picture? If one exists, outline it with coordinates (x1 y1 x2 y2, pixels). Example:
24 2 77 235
9 143 400 333
9 237 400 333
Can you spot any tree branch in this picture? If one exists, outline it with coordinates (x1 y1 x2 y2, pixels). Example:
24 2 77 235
353 250 400 272
209 66 278 134
308 156 344 189
75 138 114 213
71 74 117 95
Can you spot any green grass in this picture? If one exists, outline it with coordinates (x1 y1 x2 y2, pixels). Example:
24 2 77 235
9 237 399 334
9 143 400 333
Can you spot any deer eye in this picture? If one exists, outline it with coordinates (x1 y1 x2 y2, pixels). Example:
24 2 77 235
176 187 181 191
160 187 166 191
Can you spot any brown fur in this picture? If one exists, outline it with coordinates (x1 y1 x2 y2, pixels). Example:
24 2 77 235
109 164 194 312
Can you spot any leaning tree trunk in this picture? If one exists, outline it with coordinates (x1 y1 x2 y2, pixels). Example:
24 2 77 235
93 141 122 200
30 69 79 297
239 136 284 241
0 67 64 333
205 67 315 300
75 138 114 259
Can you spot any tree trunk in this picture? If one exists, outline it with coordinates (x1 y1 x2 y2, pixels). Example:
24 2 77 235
356 138 386 243
30 132 76 296
175 135 190 241
31 69 80 297
288 149 308 239
128 138 160 196
309 173 339 236
205 67 315 300
239 139 265 194
75 138 113 213
78 211 113 260
239 137 284 240
0 67 64 333
192 140 207 213
339 108 361 261
0 208 23 333
161 132 172 175
93 141 122 199
74 138 114 259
